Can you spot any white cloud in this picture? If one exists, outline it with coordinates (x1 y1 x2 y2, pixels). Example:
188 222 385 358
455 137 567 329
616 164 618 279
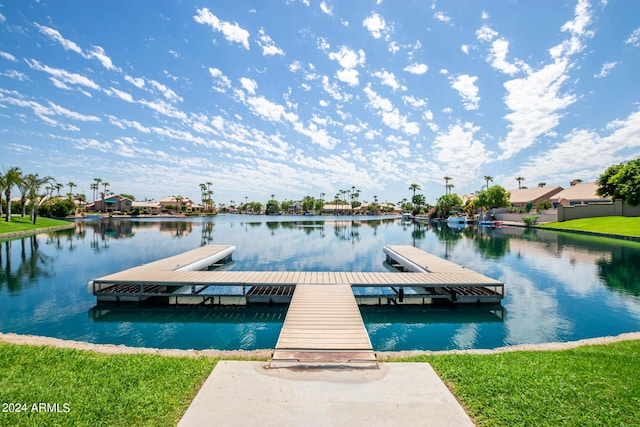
335 68 360 86
594 61 617 78
1 70 27 81
0 51 17 61
461 44 470 54
319 1 333 15
240 77 258 94
431 122 491 179
329 46 365 86
403 63 428 75
402 95 426 109
329 46 365 69
488 38 520 75
48 101 101 122
363 84 418 135
194 8 250 50
87 45 118 71
208 67 232 92
517 109 640 184
433 11 451 23
107 87 134 103
246 95 298 123
499 59 576 159
139 98 187 120
149 79 182 103
35 23 83 54
476 25 498 42
625 28 640 47
450 74 480 110
372 70 405 91
257 28 285 56
362 12 388 39
25 59 100 91
550 0 593 59
125 75 145 89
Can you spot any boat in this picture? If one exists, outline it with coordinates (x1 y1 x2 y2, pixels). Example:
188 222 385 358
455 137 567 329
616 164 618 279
447 215 467 228
402 212 414 220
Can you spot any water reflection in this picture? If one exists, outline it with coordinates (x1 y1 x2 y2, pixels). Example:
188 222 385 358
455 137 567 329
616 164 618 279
0 236 54 295
0 216 639 351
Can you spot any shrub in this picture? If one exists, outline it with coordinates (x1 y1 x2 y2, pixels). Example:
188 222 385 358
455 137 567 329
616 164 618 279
522 215 540 227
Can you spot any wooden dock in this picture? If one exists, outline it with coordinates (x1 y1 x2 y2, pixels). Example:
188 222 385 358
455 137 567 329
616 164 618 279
383 245 504 303
270 284 377 368
89 245 504 305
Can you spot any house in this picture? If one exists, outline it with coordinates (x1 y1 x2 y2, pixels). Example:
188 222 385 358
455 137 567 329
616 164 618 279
158 196 202 213
91 194 133 213
508 186 563 208
549 182 609 207
131 200 162 214
323 203 352 213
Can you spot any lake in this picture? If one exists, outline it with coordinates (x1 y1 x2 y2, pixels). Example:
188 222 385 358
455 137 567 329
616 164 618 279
1 215 639 351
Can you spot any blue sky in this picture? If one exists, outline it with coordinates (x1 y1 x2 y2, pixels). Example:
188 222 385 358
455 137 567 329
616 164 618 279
1 0 639 206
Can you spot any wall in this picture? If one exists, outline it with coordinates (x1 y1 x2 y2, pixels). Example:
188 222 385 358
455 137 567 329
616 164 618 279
493 210 558 223
558 199 640 221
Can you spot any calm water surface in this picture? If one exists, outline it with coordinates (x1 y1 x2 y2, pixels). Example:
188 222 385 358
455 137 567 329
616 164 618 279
1 215 639 351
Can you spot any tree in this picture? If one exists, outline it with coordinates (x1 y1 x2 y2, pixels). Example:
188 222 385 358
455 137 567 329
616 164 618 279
3 166 22 222
476 185 510 210
93 178 102 201
538 182 546 188
412 194 426 214
23 173 54 224
408 183 421 198
67 182 76 198
435 193 463 218
443 176 452 195
484 175 494 189
266 199 281 215
515 176 525 189
597 158 640 206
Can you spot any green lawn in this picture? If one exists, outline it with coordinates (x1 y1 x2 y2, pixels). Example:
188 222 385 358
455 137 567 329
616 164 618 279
0 216 72 237
400 339 640 426
1 340 638 426
540 216 640 237
0 343 218 427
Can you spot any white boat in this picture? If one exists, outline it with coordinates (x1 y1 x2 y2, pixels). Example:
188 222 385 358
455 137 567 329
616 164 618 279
447 215 467 227
402 212 414 220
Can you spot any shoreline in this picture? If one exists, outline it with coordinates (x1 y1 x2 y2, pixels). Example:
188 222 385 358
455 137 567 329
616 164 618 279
2 331 639 359
0 222 76 241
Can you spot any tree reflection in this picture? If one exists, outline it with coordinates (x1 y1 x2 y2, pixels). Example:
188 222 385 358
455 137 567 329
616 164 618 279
0 236 54 295
598 245 640 296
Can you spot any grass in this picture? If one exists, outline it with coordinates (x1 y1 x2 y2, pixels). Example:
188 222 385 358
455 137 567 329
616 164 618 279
400 340 640 426
0 216 72 237
1 341 639 426
0 343 218 427
539 216 640 237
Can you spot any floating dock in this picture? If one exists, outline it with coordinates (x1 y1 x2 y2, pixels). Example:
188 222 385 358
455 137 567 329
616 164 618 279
89 245 504 305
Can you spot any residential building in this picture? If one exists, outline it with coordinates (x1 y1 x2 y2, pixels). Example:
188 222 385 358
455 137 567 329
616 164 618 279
90 194 133 213
508 186 563 208
549 182 609 207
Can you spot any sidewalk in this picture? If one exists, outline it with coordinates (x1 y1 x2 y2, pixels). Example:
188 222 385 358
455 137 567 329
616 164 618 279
179 361 475 427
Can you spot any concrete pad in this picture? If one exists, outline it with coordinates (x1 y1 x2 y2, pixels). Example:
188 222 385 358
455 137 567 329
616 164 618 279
179 361 474 427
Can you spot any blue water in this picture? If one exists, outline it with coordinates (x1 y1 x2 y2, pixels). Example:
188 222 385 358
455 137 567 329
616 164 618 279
1 216 639 351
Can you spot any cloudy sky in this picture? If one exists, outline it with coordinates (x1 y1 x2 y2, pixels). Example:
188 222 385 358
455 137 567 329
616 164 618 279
1 0 639 206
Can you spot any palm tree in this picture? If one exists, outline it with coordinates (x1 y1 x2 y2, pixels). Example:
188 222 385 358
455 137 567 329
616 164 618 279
3 166 22 222
446 183 455 195
67 182 76 199
515 176 525 189
102 182 110 199
408 183 421 198
538 182 546 188
484 175 494 189
443 176 452 195
54 183 63 197
93 178 102 201
17 176 30 217
0 173 5 217
23 173 54 224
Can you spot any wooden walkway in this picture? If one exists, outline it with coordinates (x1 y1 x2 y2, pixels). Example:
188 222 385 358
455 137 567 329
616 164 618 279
270 284 377 367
